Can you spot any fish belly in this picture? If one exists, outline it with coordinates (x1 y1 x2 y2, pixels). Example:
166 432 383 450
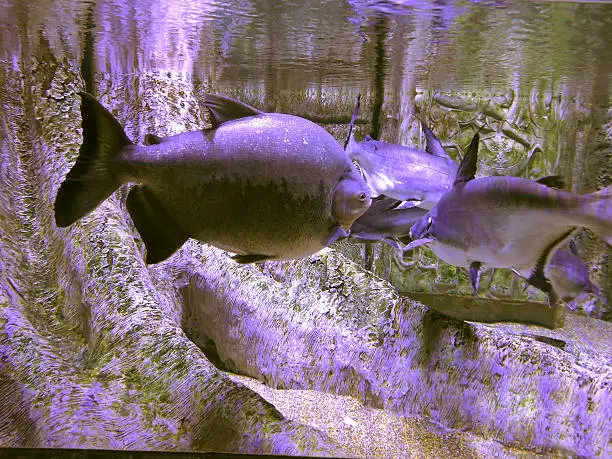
429 242 471 267
147 171 336 259
432 210 578 271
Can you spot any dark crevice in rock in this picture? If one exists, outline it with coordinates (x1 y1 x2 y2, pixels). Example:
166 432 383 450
179 280 247 376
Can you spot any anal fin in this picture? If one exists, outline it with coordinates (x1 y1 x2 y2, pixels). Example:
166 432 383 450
126 185 188 264
232 254 273 264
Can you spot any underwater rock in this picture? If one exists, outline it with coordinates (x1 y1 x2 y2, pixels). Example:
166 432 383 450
405 292 563 329
175 243 611 457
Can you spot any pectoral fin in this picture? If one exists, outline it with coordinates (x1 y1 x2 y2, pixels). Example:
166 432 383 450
403 237 435 251
382 238 402 250
232 254 273 264
126 185 188 264
324 226 349 247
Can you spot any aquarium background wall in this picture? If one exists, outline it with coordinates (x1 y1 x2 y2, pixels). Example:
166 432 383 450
0 0 610 457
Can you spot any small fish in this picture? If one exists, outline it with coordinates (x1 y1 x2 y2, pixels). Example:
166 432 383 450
349 195 429 248
55 93 371 264
545 241 604 304
345 113 457 209
408 132 612 303
351 176 564 251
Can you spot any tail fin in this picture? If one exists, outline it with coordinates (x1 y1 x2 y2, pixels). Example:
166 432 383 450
54 92 132 227
583 186 612 246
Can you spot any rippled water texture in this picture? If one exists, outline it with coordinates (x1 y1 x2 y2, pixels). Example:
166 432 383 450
3 1 611 92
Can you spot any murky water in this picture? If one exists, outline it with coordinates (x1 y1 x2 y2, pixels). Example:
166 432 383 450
2 0 611 173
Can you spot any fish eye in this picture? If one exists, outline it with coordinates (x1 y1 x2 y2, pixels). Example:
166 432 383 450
358 192 367 202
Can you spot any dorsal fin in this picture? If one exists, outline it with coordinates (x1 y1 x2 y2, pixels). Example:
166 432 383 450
453 132 480 186
203 94 263 128
144 134 163 145
417 117 451 160
536 175 565 189
344 94 361 150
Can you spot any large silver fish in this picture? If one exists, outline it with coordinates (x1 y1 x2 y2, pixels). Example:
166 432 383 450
55 93 371 264
408 132 612 302
350 176 563 251
345 119 457 209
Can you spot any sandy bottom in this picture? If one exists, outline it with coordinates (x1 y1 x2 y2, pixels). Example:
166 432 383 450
228 373 537 458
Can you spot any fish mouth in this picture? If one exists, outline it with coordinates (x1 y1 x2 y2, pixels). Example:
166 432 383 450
335 209 368 229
